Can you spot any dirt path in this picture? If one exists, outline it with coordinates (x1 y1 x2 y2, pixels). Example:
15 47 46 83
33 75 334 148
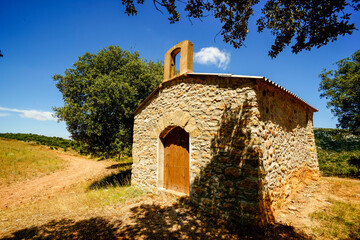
274 177 360 237
0 153 114 209
1 170 359 239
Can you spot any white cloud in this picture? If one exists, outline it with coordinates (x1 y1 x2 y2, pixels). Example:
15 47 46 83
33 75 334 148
0 107 57 121
194 47 230 70
0 112 10 117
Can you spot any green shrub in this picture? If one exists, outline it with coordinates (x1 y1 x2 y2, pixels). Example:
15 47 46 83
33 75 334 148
315 128 360 178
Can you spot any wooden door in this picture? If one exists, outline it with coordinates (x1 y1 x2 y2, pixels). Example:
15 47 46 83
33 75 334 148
163 127 189 194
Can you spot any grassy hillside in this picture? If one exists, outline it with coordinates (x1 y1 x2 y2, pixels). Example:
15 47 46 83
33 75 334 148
0 133 132 160
0 138 65 185
0 133 76 151
315 128 360 178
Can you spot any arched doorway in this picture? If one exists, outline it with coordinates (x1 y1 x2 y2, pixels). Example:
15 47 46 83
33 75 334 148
162 126 189 194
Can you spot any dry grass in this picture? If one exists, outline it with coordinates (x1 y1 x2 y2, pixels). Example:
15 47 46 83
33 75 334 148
0 139 145 237
0 176 145 236
311 199 360 239
0 138 65 186
308 177 360 239
326 177 360 203
86 185 144 207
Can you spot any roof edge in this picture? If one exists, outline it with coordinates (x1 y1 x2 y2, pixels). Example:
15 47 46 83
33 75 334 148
260 77 318 112
133 73 318 115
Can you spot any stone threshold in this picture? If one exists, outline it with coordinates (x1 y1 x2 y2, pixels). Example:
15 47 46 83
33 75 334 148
157 188 189 198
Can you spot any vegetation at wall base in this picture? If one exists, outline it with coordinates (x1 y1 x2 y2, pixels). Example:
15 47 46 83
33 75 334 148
315 128 360 178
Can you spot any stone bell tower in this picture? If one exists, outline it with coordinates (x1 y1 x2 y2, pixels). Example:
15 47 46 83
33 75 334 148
163 40 193 82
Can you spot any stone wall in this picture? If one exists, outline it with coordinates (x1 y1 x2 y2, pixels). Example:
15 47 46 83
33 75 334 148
255 81 319 221
132 74 319 226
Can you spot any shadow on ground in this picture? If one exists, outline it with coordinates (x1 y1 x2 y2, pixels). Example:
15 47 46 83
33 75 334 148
106 162 132 170
2 198 311 240
88 161 132 190
1 217 120 240
118 197 311 240
88 169 132 189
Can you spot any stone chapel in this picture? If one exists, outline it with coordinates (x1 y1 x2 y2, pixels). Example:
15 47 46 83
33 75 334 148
131 40 319 225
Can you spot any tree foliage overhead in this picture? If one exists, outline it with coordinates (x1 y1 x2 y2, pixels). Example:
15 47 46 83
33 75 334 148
319 49 360 131
121 0 359 58
53 46 163 157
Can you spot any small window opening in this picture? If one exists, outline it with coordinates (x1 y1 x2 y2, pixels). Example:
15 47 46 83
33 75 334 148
174 52 180 76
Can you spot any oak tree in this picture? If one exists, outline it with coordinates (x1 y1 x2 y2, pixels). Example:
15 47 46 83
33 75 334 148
121 0 359 58
53 46 163 157
319 49 360 131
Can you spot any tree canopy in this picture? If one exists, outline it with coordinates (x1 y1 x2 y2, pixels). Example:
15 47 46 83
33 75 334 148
319 49 360 131
53 46 163 157
121 0 359 58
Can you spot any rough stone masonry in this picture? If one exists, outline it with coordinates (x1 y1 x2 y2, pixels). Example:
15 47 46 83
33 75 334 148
131 40 319 226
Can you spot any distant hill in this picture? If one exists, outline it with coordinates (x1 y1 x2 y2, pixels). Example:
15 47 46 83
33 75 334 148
0 133 77 152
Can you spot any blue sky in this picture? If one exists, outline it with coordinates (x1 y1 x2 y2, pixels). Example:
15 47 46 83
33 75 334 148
0 0 359 139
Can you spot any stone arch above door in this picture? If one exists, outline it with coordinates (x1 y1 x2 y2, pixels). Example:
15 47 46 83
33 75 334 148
150 110 201 139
